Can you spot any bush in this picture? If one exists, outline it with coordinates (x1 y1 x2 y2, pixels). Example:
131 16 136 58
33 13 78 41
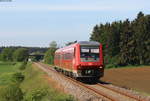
105 64 116 69
23 88 48 101
19 61 27 70
0 83 24 101
11 72 25 83
0 48 15 62
13 48 28 62
104 55 119 69
44 48 56 64
65 95 75 101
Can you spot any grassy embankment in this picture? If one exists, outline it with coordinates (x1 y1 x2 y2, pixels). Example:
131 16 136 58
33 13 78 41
21 63 74 101
0 62 21 85
105 63 150 69
0 62 75 101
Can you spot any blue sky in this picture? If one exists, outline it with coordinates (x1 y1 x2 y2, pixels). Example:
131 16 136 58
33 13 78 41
0 0 150 47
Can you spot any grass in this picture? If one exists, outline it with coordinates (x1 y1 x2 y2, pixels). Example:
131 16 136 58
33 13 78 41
0 61 75 101
0 62 21 74
119 65 150 68
20 63 75 101
0 73 14 85
132 88 150 96
20 63 47 92
105 63 150 69
0 62 22 85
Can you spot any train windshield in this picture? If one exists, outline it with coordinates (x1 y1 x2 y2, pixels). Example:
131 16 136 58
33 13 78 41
80 46 100 62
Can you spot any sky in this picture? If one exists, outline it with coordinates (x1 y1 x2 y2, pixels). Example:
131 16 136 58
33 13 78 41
0 0 150 47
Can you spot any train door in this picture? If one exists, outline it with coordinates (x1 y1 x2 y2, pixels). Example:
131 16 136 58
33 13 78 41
72 47 76 70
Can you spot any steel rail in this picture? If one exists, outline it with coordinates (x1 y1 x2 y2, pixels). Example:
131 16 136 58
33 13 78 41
97 83 145 101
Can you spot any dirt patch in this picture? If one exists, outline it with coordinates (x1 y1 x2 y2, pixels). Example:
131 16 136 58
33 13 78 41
44 75 67 93
101 66 150 95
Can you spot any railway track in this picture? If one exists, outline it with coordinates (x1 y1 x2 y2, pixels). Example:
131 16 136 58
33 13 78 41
35 62 147 101
96 84 146 101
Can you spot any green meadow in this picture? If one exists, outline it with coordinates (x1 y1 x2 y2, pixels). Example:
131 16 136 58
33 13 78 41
0 62 75 101
0 62 20 74
0 62 21 85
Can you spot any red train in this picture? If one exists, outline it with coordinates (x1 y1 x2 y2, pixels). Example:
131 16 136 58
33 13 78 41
54 41 104 81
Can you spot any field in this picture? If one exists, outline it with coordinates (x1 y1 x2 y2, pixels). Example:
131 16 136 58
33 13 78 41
101 66 150 95
0 62 20 74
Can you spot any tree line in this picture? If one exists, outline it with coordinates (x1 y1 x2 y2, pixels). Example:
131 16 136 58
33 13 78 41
0 46 49 62
90 12 150 67
0 46 48 54
0 48 29 62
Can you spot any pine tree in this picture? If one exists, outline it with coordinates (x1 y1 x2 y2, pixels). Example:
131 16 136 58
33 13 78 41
90 12 150 66
90 25 101 42
119 19 132 65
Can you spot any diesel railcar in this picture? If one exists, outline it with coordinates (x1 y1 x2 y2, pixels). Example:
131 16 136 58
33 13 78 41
54 41 104 81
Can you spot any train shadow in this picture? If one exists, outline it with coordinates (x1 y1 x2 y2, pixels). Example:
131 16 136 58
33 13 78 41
97 80 111 85
77 78 111 85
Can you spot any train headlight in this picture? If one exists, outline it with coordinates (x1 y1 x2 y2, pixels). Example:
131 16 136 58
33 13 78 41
87 70 92 74
85 70 92 74
77 70 82 76
99 66 103 69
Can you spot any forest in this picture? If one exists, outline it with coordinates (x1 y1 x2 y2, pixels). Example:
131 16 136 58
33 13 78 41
90 12 150 67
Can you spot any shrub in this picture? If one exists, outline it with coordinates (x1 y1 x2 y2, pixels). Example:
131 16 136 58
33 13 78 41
23 88 48 101
0 48 15 62
13 48 28 62
52 94 75 101
65 95 75 101
0 83 24 101
11 72 25 83
105 55 119 69
44 48 56 64
19 61 27 70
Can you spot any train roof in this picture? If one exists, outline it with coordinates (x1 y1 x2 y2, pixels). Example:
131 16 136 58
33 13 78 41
55 41 100 53
77 41 100 46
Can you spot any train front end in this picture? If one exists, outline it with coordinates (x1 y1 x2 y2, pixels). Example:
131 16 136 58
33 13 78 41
74 41 104 80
